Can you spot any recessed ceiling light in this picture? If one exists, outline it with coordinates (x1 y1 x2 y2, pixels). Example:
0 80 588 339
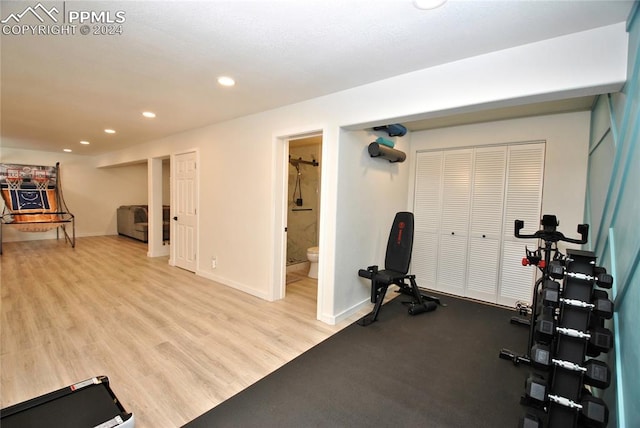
80 140 90 145
217 76 235 87
104 129 116 134
413 0 447 10
63 149 72 152
142 111 156 118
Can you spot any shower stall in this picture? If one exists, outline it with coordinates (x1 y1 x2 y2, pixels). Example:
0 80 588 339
287 139 321 266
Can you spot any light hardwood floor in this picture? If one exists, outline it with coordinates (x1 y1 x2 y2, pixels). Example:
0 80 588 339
1 236 367 427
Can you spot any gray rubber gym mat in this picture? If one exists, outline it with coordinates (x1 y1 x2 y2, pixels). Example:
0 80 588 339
184 293 529 427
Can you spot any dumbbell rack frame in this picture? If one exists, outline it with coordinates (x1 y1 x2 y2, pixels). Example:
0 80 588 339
499 216 588 366
548 249 597 426
520 248 614 428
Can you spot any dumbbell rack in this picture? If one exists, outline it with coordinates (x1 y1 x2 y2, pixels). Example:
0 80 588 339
520 249 615 428
500 215 587 366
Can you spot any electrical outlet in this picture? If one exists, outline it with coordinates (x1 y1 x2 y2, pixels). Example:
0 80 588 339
211 257 217 269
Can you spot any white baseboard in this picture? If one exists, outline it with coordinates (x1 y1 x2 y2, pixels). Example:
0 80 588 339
196 269 271 301
318 298 369 325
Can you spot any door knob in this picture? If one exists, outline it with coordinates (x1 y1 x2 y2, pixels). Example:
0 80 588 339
173 216 178 221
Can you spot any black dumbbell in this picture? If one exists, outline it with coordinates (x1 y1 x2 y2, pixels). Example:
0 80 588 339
584 359 611 389
547 393 609 428
580 393 609 428
541 280 560 307
535 308 556 344
592 297 614 319
530 343 552 369
596 273 613 289
590 290 608 328
586 326 614 356
524 374 547 405
542 357 610 389
524 378 609 428
548 260 565 279
554 325 614 356
556 295 613 319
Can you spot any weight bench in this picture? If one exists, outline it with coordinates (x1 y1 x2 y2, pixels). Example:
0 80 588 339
357 211 441 326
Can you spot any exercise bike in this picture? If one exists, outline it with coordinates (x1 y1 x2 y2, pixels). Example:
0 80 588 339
499 215 588 366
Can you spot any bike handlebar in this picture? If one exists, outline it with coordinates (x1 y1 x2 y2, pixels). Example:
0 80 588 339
514 219 588 244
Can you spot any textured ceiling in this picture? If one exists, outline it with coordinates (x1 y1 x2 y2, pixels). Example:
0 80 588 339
0 0 634 155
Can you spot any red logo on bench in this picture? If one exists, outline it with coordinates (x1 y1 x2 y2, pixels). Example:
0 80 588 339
397 221 405 244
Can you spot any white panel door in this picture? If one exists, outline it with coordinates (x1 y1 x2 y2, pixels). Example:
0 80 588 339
466 146 507 302
436 149 472 296
498 142 545 306
412 151 443 289
175 151 198 272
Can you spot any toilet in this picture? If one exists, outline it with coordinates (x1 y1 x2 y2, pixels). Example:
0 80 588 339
306 246 319 279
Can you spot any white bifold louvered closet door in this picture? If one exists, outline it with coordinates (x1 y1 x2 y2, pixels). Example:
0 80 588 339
412 142 545 306
466 146 507 302
437 149 473 296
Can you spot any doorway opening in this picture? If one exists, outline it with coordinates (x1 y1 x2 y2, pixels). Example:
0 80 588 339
284 134 323 293
146 156 171 258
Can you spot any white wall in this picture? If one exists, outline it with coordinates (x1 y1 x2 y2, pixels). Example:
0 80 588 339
0 148 148 241
333 129 410 318
80 25 626 323
408 111 591 253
